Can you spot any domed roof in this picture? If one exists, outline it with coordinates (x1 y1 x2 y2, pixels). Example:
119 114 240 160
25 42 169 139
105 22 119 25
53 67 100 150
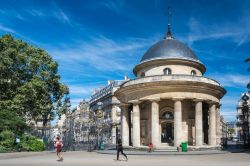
141 38 199 63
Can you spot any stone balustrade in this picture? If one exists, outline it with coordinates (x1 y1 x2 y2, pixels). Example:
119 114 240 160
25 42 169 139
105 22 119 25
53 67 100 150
122 75 221 87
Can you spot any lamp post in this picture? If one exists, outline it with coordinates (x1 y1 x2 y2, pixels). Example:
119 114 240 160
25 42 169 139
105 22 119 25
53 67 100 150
96 102 103 150
241 93 249 147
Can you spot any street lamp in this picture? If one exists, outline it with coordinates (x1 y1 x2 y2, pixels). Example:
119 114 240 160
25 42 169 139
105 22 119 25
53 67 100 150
87 109 96 152
239 93 250 147
96 102 104 150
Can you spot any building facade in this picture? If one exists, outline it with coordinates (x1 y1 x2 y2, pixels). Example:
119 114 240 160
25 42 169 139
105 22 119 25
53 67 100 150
89 79 126 145
57 100 90 150
236 92 250 142
115 21 226 148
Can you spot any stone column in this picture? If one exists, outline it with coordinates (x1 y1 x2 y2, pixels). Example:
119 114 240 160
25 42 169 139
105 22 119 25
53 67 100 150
120 104 130 146
132 101 141 147
173 98 183 147
194 100 203 146
209 103 217 146
216 105 221 145
151 98 160 147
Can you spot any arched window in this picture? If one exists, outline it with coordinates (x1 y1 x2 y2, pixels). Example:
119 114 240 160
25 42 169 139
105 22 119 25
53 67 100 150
163 68 172 75
191 70 196 76
162 111 174 120
141 72 145 77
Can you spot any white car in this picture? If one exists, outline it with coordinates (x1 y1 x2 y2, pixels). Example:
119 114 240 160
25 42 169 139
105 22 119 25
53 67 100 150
232 137 239 142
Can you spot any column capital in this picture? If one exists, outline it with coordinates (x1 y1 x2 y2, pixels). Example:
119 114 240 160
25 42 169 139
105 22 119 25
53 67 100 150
217 103 222 109
129 100 141 105
193 98 203 103
207 100 218 106
172 97 184 101
148 97 161 102
119 103 130 109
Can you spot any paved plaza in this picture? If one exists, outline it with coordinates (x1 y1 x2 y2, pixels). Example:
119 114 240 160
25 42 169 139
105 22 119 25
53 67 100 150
0 151 249 166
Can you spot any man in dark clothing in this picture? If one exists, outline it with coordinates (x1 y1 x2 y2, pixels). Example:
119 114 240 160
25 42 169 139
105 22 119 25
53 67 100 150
117 138 128 161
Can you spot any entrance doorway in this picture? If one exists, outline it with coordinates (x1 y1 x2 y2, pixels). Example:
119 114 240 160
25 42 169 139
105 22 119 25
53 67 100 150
161 122 174 144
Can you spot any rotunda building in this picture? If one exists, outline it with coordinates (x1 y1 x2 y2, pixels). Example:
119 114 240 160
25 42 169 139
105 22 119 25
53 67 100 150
115 21 226 148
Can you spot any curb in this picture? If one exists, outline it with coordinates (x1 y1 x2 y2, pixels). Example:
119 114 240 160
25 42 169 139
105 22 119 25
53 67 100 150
96 150 228 156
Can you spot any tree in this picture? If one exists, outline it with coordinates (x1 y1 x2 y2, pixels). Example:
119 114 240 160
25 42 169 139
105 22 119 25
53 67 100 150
228 128 235 137
0 110 27 135
0 34 69 135
57 92 71 120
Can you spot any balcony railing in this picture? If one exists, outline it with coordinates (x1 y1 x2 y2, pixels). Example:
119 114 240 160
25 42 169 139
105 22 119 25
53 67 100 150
123 75 221 87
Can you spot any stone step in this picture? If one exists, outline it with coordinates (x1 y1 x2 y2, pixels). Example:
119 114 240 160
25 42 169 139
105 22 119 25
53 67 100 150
154 149 178 152
154 146 178 152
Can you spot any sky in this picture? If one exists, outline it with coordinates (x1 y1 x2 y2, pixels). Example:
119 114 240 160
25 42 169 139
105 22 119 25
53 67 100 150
0 0 249 122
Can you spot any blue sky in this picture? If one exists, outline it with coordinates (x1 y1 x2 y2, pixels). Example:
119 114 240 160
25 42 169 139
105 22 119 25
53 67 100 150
0 0 249 122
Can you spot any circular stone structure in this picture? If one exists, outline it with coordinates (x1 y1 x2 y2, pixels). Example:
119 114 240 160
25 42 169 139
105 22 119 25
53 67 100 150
115 23 226 149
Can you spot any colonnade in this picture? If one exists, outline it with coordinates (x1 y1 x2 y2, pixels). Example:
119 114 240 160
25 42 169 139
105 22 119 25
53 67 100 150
121 99 220 147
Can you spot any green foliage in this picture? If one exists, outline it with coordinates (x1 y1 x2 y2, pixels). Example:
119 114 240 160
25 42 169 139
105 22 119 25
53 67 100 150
20 135 45 151
228 128 235 135
0 34 69 134
0 131 45 152
0 110 27 135
57 93 71 119
0 130 15 148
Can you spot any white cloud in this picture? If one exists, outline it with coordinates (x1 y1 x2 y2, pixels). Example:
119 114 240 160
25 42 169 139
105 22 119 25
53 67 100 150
68 84 105 108
207 73 249 88
221 96 240 106
69 98 85 108
185 17 250 46
0 24 16 33
49 35 153 72
0 9 25 21
220 109 236 120
0 1 71 25
98 0 124 13
51 0 71 25
24 8 71 25
26 9 45 17
69 85 99 96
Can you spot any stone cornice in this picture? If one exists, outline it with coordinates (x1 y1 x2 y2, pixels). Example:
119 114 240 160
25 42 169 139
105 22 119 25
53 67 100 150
115 80 226 99
148 97 161 102
172 97 185 101
193 98 203 103
129 100 142 105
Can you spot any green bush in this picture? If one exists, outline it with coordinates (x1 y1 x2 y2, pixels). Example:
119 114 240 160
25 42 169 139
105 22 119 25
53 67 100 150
20 135 45 151
0 131 45 152
0 145 13 153
0 131 15 148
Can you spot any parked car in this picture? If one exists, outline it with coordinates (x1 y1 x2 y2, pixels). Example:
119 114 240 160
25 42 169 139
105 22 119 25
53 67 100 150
232 137 239 142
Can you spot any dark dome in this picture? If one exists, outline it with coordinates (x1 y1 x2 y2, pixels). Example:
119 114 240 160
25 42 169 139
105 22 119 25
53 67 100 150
141 38 199 63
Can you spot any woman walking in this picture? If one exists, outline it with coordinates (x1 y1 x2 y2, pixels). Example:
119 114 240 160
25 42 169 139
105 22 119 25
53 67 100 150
116 137 128 161
54 137 63 161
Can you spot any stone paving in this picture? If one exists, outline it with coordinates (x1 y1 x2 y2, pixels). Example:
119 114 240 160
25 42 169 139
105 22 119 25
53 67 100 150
0 151 249 166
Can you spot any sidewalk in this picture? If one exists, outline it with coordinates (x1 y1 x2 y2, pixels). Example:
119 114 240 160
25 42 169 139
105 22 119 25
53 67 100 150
0 151 50 160
97 149 227 155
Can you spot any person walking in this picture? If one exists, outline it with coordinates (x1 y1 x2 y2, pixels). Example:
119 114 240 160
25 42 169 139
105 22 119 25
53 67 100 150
148 142 153 152
54 137 63 161
116 137 128 161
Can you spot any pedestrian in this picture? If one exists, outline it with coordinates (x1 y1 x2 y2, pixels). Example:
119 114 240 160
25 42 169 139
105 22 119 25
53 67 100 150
116 137 128 161
148 142 153 152
54 136 63 161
